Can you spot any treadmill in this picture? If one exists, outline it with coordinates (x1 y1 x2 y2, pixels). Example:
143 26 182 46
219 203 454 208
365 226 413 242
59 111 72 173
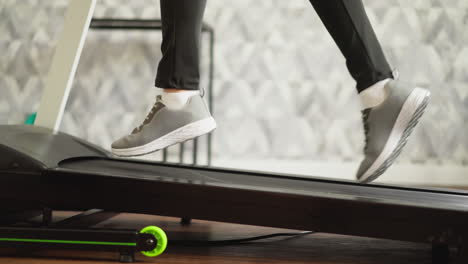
2 125 468 263
2 0 468 263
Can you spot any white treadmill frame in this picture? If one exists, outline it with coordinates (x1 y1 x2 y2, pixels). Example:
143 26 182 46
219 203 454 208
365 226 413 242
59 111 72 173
35 0 97 132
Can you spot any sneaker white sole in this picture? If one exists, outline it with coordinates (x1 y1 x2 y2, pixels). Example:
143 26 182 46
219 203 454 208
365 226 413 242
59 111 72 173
112 117 217 157
359 87 431 183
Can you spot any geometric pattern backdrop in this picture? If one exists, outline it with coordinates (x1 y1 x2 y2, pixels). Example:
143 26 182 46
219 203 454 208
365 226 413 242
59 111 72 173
1 0 468 165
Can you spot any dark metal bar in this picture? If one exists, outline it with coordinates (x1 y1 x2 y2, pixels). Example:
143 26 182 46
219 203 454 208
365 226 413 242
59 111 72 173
42 208 52 227
207 29 215 166
90 18 162 30
192 139 198 165
180 217 192 226
179 142 185 164
162 149 168 163
0 226 155 255
53 209 119 228
90 18 213 33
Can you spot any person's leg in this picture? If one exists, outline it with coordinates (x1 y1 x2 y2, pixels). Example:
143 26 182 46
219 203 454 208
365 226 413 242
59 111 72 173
156 0 207 92
112 0 216 157
156 0 207 109
309 0 431 183
308 0 393 93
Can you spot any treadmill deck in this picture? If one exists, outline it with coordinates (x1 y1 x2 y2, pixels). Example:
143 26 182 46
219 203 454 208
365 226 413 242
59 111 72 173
59 157 468 213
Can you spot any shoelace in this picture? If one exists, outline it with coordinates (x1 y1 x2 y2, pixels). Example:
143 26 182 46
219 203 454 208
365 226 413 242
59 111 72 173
362 108 372 153
132 95 165 134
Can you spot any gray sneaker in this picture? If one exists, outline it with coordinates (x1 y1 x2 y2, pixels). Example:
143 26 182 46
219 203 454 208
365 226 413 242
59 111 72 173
112 94 216 157
356 80 430 183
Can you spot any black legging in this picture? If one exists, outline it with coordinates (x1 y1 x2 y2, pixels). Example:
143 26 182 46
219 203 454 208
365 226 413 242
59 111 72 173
155 0 393 93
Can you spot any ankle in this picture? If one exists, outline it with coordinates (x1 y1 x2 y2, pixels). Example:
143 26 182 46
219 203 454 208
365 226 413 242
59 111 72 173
164 88 187 93
359 78 392 110
161 89 199 109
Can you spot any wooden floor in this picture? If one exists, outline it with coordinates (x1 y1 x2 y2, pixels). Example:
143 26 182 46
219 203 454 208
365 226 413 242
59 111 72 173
0 213 433 264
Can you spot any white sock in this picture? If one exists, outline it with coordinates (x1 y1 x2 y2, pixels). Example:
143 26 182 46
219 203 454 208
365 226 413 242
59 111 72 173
359 78 392 110
161 90 199 110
